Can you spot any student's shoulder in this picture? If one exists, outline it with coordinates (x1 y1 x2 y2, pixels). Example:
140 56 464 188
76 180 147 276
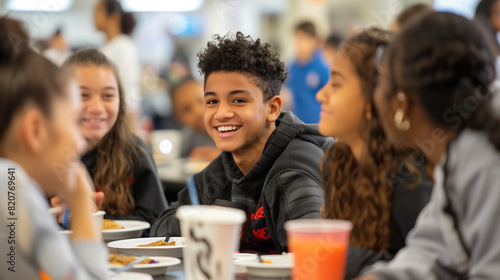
193 153 225 178
271 137 325 174
131 135 152 155
192 154 230 193
448 129 500 173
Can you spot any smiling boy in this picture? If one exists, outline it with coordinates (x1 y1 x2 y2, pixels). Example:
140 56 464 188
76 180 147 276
151 32 333 253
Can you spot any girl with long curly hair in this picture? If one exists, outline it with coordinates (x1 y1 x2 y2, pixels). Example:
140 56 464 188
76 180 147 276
62 49 167 233
316 28 433 279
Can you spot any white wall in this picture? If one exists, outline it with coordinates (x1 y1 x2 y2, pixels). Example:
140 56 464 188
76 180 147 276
1 0 104 47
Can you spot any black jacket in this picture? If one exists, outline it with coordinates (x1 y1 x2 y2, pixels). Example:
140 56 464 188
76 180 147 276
81 136 168 236
151 112 333 253
335 156 434 279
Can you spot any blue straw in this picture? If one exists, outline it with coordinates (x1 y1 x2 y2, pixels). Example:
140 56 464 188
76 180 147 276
62 209 70 230
186 176 200 206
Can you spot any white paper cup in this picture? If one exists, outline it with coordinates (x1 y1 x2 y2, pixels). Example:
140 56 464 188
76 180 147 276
177 205 246 280
93 210 106 230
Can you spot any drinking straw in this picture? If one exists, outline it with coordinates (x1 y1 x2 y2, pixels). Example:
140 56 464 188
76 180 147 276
62 209 70 230
187 176 200 206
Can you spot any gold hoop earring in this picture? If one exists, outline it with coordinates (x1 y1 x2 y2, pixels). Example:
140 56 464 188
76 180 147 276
397 92 406 101
394 110 411 131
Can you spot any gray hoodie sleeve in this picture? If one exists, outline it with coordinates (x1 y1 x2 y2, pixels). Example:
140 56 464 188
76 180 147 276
363 130 500 280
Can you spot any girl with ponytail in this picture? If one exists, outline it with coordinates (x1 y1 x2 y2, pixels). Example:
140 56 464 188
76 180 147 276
93 0 141 129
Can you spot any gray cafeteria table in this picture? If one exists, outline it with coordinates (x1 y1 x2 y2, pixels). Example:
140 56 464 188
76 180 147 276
152 263 291 280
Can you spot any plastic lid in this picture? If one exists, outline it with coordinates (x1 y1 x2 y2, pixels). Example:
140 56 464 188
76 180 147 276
176 205 246 225
285 219 353 233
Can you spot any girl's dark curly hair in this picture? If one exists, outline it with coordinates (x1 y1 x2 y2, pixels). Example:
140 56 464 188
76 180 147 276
321 28 427 252
386 12 500 150
197 32 288 102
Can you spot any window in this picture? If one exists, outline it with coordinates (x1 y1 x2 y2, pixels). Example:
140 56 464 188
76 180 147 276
122 0 204 12
433 0 480 18
5 0 73 12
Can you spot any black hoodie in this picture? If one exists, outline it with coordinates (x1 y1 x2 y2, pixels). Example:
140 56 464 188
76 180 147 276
151 111 333 253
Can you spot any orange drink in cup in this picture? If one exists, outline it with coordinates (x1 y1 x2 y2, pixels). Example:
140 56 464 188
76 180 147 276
285 219 352 280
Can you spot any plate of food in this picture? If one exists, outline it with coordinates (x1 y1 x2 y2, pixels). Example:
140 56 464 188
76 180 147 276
107 237 186 258
56 219 150 241
233 254 293 278
233 253 257 261
108 254 181 276
102 220 151 241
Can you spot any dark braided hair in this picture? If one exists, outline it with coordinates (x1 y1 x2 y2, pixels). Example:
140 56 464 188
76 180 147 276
197 32 288 102
387 12 500 150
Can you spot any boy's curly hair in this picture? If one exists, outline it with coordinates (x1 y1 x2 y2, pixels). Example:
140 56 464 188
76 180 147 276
197 32 288 102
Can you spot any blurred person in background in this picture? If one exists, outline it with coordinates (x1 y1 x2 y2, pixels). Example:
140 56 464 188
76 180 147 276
390 3 433 31
43 28 71 66
61 49 167 234
322 32 344 66
475 0 500 54
285 21 330 124
170 77 219 162
475 0 500 79
317 28 433 279
93 0 141 132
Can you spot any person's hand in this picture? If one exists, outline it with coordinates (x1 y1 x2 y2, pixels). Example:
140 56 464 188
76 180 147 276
56 163 102 240
54 162 92 204
51 191 104 212
50 191 104 224
189 146 220 162
52 162 104 212
93 191 104 210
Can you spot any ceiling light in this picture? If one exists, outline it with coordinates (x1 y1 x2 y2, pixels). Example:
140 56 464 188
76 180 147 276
122 0 204 12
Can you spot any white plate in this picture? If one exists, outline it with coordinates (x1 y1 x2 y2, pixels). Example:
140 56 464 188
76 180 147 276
109 271 153 280
109 256 181 276
57 220 150 241
233 253 257 261
103 220 151 241
107 237 186 258
234 254 293 278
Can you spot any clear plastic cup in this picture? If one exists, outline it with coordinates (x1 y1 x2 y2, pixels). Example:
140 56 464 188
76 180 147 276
285 219 352 280
176 205 246 280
